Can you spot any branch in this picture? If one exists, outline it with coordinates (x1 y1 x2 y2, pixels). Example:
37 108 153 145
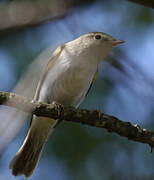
0 0 153 35
0 0 93 34
0 91 154 149
128 0 154 8
0 1 66 33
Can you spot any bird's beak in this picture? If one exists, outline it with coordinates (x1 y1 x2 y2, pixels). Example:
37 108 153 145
111 40 124 46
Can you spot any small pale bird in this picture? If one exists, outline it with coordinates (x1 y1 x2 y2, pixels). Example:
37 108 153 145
9 32 124 177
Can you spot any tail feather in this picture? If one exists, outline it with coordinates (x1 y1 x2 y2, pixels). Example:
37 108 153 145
9 117 57 177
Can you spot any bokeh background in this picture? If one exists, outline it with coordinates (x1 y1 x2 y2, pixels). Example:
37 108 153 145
0 0 154 179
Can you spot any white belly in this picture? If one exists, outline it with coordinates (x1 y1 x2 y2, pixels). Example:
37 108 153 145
39 64 97 107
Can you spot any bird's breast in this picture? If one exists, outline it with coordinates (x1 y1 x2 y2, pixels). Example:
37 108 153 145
50 66 96 107
38 52 97 107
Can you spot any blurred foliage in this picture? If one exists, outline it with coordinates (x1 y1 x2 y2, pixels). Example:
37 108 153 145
136 8 154 24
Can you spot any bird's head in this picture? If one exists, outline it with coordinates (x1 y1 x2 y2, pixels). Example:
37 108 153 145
73 32 124 61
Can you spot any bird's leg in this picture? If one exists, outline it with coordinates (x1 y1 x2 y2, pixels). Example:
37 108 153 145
51 101 64 128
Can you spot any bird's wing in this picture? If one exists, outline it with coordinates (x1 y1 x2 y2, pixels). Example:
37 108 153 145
34 45 64 101
29 45 65 126
0 45 64 153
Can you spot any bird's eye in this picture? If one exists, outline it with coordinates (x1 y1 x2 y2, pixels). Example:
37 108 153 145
94 34 102 40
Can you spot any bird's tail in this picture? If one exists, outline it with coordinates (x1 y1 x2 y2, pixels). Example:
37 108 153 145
9 117 57 177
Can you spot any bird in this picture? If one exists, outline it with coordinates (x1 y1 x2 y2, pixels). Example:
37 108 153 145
9 32 124 177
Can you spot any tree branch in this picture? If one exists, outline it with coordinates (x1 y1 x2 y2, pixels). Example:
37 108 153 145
0 0 153 35
0 91 154 149
128 0 154 8
0 0 93 34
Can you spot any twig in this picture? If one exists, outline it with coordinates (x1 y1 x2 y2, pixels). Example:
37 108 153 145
0 0 93 34
128 0 154 8
0 0 153 35
0 91 154 149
